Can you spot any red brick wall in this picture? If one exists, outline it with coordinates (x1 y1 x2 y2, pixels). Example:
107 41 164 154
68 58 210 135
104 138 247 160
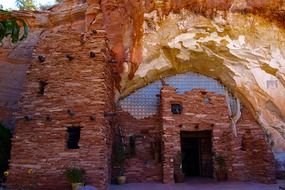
160 86 231 183
235 108 276 183
160 86 275 184
7 18 114 190
113 86 275 184
2 0 277 188
114 109 162 182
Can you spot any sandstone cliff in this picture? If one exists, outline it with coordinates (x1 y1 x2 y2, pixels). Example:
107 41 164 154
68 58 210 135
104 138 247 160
0 0 285 159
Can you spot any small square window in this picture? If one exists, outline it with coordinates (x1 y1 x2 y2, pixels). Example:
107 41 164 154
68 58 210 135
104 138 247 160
204 97 210 104
67 127 81 149
171 104 182 114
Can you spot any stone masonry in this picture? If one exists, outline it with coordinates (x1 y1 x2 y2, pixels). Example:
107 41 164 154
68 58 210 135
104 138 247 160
160 86 275 184
0 0 279 189
6 2 115 189
110 85 275 185
113 110 162 183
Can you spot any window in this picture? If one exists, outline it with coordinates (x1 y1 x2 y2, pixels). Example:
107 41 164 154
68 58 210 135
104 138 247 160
204 97 210 104
241 136 246 151
67 127 81 149
39 80 48 95
119 72 234 119
171 103 182 114
129 136 136 157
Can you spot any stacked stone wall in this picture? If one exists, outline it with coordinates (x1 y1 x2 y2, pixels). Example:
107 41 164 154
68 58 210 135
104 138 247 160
235 108 276 183
7 16 114 190
114 110 162 183
160 86 275 184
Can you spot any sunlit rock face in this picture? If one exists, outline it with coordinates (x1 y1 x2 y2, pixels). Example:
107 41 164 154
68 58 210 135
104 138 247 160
1 0 284 157
135 11 285 153
103 1 285 153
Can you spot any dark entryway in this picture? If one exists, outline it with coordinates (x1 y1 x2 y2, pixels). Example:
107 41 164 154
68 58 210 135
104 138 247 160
180 131 213 177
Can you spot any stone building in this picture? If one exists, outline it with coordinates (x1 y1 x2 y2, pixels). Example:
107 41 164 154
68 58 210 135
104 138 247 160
1 0 285 190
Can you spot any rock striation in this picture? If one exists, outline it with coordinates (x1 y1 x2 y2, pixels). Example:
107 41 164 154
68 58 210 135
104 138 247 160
0 0 285 189
101 0 285 154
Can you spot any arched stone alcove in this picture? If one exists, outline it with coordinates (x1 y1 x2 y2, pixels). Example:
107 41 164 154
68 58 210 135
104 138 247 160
117 11 285 155
115 72 275 184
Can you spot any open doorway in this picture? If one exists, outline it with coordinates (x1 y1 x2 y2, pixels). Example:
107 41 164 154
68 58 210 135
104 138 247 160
180 131 213 178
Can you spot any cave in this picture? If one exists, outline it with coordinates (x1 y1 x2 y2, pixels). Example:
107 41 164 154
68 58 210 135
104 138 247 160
0 0 284 189
117 72 275 184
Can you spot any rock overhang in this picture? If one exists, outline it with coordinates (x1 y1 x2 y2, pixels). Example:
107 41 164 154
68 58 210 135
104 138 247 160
1 0 285 155
114 4 285 154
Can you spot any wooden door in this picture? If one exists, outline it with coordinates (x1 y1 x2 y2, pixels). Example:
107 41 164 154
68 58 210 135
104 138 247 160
199 138 213 177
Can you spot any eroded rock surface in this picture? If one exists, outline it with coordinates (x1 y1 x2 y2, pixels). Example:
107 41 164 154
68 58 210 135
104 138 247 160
133 11 285 153
101 1 285 153
0 0 285 161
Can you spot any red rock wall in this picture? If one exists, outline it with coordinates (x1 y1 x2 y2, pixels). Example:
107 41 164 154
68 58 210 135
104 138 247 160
1 0 278 188
0 13 45 131
114 110 162 183
0 109 12 121
0 109 13 129
160 86 275 183
235 108 276 183
7 13 115 190
97 0 285 84
113 85 275 184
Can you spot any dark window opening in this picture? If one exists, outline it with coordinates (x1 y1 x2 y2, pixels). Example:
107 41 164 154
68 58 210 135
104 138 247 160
67 127 81 149
171 104 182 114
151 137 161 162
204 97 210 104
39 80 48 95
241 136 246 151
129 136 136 157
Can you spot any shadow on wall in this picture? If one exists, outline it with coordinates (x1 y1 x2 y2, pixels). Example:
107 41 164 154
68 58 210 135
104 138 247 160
275 153 285 179
0 118 16 132
0 123 12 186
